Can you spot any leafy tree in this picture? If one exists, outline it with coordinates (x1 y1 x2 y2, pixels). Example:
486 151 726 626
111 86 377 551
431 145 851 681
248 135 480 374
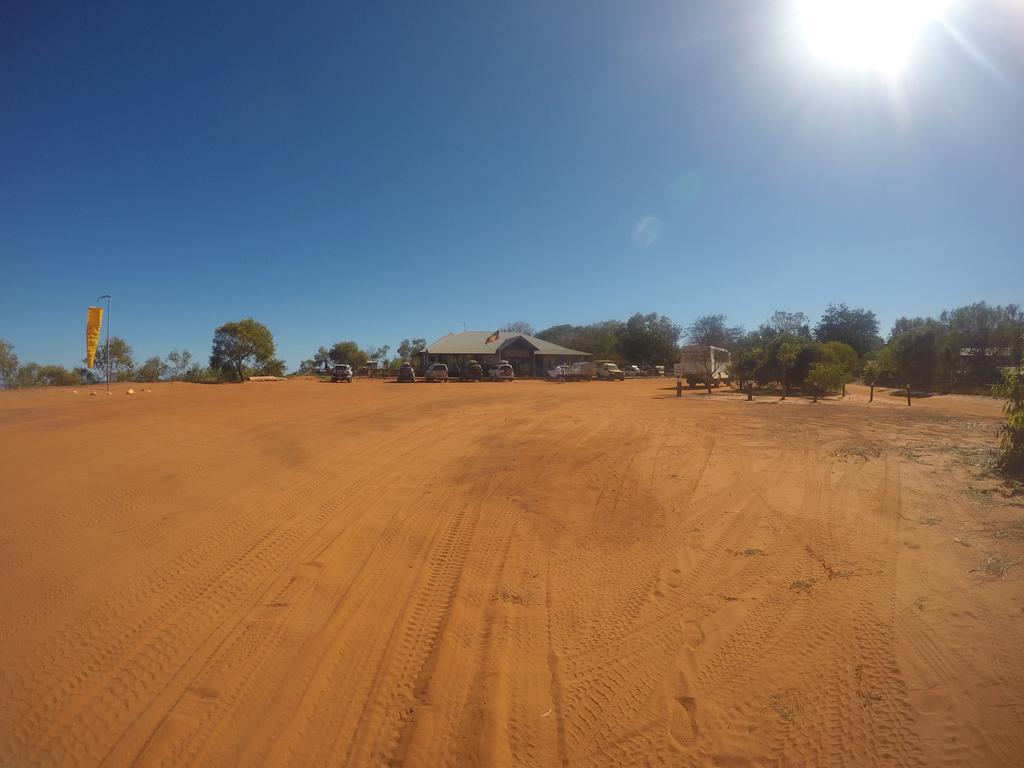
892 326 938 402
501 321 535 335
397 338 427 372
819 341 857 396
536 321 624 360
256 357 287 377
13 364 80 387
762 311 811 339
165 349 193 379
0 339 18 389
329 341 365 367
136 356 168 382
814 304 881 358
618 313 681 367
777 342 799 400
805 362 845 403
730 346 763 400
993 359 1024 476
686 315 743 348
89 336 136 382
210 318 279 382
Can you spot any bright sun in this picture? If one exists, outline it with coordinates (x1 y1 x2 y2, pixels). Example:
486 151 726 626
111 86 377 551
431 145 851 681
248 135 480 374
797 0 952 74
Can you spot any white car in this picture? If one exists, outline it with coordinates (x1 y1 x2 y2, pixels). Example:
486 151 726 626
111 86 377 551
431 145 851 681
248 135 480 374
490 362 514 381
426 363 449 382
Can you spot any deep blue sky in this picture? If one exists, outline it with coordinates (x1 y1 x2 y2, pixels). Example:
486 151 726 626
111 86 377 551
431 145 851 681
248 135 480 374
2 1 1022 370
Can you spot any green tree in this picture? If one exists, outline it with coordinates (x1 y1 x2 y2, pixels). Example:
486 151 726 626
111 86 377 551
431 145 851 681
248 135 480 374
136 356 168 382
210 318 279 382
730 346 763 400
892 327 939 403
777 342 799 400
762 311 811 339
165 349 193 379
618 313 681 367
993 359 1024 476
819 341 857 396
0 339 18 389
536 321 624 360
814 304 881 358
805 362 845 403
89 337 136 382
397 338 427 372
13 364 80 387
686 314 743 348
327 341 365 367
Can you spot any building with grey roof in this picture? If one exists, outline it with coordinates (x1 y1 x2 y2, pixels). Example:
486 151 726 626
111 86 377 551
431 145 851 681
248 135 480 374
424 331 590 378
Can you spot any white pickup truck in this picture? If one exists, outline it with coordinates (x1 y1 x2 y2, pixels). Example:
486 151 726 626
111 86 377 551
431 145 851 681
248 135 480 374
548 361 596 381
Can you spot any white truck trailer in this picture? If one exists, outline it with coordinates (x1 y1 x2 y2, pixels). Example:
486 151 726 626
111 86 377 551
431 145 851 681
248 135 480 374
678 345 731 388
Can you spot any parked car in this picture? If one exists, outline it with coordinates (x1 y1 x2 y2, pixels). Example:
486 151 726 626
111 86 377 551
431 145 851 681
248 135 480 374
490 362 515 381
331 363 353 383
397 362 416 383
624 364 641 377
426 362 449 382
463 359 483 381
594 360 625 381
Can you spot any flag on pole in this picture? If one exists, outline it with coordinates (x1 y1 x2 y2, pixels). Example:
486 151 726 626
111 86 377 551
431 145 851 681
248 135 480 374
86 306 104 367
485 330 499 345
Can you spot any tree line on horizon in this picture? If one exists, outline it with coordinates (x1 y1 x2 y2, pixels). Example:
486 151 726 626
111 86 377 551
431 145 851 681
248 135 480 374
1 302 1021 396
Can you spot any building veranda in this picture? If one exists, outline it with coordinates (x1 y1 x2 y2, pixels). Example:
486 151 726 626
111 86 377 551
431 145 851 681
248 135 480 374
424 331 590 378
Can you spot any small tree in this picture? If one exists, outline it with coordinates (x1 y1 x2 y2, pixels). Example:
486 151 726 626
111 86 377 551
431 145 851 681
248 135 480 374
397 338 427 370
137 356 168 382
778 342 799 400
892 327 938 405
325 341 363 368
820 341 856 397
13 364 80 387
0 339 18 389
993 361 1024 477
89 337 136 382
806 362 845 403
686 315 743 348
165 349 193 379
731 346 762 401
502 321 535 335
210 318 278 382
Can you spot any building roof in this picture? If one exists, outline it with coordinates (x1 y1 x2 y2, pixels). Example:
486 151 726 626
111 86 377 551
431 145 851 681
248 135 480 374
426 331 590 357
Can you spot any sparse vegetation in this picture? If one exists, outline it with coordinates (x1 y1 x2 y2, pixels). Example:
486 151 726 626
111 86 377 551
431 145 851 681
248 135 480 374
210 319 284 382
993 360 1024 477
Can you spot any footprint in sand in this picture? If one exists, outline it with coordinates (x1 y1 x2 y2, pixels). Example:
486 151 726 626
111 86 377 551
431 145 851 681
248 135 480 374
667 669 700 747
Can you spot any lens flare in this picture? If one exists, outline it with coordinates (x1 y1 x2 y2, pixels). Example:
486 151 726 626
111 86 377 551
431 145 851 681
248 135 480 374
797 0 952 74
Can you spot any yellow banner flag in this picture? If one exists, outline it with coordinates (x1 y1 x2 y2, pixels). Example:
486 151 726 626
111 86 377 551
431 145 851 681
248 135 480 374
86 306 103 367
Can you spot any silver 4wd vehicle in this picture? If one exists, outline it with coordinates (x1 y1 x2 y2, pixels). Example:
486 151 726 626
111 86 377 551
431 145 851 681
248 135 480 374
426 363 449 382
490 361 514 381
331 364 353 383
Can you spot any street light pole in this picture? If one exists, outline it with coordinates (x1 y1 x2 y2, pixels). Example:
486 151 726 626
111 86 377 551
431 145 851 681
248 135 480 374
97 294 111 393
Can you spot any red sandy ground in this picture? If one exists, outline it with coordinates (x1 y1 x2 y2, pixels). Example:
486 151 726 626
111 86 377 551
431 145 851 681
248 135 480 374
1 378 1022 767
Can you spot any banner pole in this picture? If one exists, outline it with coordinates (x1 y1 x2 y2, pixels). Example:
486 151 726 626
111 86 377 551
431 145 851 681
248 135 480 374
106 295 111 392
97 294 111 392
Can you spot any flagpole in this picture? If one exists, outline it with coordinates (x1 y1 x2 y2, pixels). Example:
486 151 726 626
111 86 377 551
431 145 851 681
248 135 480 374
97 294 111 393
